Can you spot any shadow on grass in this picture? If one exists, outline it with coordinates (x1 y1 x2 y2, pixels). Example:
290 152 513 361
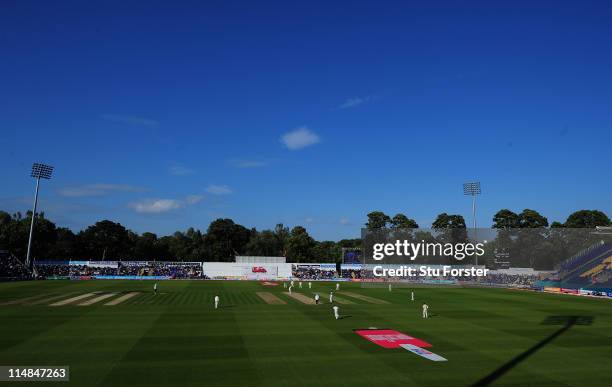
471 315 593 387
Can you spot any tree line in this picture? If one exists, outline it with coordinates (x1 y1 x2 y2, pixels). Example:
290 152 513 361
364 209 610 230
363 209 611 269
0 209 609 263
0 211 359 263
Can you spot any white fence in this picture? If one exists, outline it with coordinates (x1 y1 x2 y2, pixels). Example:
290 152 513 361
203 262 292 280
235 256 286 264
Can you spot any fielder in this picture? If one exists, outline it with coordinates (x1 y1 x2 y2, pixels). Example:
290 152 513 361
336 283 340 291
388 283 392 292
299 281 302 289
290 280 294 287
308 282 312 289
214 295 220 309
283 282 287 288
153 282 158 295
411 290 414 301
314 293 320 305
422 303 429 319
333 305 340 320
288 286 293 295
329 291 334 303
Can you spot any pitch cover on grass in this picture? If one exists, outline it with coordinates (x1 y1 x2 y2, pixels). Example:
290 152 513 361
354 329 432 348
399 344 448 362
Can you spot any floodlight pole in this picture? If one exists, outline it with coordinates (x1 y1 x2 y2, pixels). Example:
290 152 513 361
25 176 41 269
25 163 54 272
471 194 477 230
463 182 481 266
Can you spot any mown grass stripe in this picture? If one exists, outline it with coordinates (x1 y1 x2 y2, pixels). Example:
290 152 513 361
256 292 286 305
0 293 53 306
26 293 74 305
78 293 117 306
284 292 315 304
50 293 98 306
339 291 390 304
237 292 248 305
104 292 140 306
309 292 355 305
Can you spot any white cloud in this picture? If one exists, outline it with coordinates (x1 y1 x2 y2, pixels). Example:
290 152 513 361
338 96 373 109
339 218 350 225
58 184 143 197
280 126 320 150
131 199 181 213
205 184 233 195
168 162 195 176
185 195 204 204
100 114 159 127
305 217 314 223
231 160 268 168
130 195 203 214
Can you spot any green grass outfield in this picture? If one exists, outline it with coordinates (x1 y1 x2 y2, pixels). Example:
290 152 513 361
1 280 611 387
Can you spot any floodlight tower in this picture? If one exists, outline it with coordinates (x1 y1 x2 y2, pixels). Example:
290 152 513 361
25 163 54 269
463 181 481 264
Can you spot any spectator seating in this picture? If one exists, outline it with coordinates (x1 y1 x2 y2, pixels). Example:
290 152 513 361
558 243 612 286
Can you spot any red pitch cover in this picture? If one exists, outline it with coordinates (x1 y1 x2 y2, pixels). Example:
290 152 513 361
355 329 432 349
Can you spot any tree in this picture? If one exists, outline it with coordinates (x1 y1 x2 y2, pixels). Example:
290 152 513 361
564 210 611 228
133 232 159 260
163 231 192 261
48 227 77 260
337 238 361 248
390 213 419 229
0 212 13 249
78 220 131 260
184 227 207 261
431 213 467 247
432 213 466 229
0 211 11 227
273 223 290 256
492 209 519 229
518 209 548 228
366 211 391 229
246 230 281 256
0 212 57 261
204 219 252 261
312 241 341 262
286 226 316 262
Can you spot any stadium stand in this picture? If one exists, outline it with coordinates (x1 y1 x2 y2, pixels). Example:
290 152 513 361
557 242 612 286
292 265 336 280
0 255 556 289
33 261 205 279
579 256 612 278
0 250 31 280
558 242 608 274
592 268 612 286
35 262 70 278
291 264 543 287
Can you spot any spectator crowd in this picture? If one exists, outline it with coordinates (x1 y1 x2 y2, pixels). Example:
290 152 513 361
31 261 205 279
2 257 539 287
292 266 336 280
291 265 540 287
0 251 31 280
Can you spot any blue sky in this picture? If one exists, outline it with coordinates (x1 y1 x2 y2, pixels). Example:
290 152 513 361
1 0 611 240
